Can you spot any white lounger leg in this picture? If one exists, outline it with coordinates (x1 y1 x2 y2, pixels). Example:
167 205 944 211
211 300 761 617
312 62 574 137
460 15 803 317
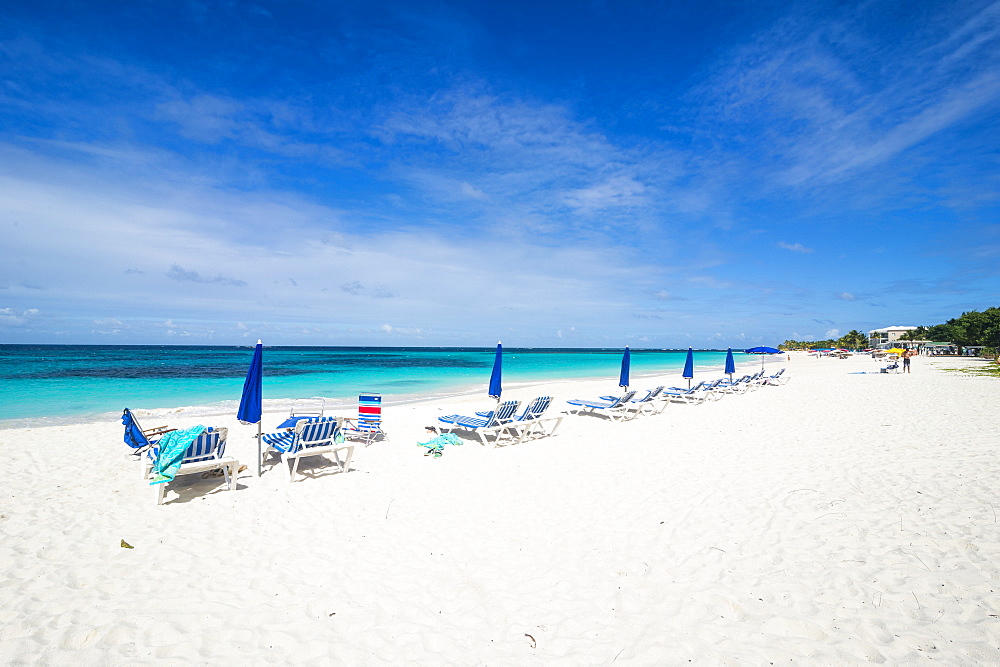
336 445 354 473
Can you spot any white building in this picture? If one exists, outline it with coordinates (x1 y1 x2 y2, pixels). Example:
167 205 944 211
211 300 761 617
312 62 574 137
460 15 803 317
868 326 919 348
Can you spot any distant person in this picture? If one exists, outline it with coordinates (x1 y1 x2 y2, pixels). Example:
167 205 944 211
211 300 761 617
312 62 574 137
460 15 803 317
902 349 914 373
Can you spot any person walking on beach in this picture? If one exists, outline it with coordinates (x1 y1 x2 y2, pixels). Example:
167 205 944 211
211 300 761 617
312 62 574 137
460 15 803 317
902 349 914 373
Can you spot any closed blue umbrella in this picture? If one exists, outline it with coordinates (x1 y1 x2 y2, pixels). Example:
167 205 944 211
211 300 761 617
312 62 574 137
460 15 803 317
237 339 263 476
488 342 502 400
682 347 694 389
724 347 736 382
744 345 781 369
619 346 631 390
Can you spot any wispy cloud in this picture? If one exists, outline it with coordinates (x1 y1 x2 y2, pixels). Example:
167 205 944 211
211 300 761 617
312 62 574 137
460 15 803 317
777 242 813 253
0 307 39 326
167 265 247 287
685 0 1000 204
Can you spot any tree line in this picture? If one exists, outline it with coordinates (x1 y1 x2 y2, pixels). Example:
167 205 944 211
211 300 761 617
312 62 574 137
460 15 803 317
781 330 867 351
779 307 1000 355
900 307 1000 353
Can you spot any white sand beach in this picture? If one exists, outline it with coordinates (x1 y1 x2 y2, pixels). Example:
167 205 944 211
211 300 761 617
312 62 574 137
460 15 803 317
1 354 999 664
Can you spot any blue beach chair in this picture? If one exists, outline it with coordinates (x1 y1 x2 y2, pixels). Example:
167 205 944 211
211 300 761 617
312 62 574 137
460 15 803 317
662 383 710 404
438 399 522 446
763 368 789 385
142 427 239 505
342 393 386 445
261 417 355 482
566 391 638 421
122 408 176 455
600 386 667 416
479 396 562 444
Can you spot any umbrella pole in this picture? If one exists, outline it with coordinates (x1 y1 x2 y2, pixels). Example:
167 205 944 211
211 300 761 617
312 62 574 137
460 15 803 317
256 421 262 477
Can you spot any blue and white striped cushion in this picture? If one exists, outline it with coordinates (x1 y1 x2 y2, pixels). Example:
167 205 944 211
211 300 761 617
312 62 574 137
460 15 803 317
183 432 220 463
439 414 490 428
147 428 222 464
263 417 338 454
261 431 296 453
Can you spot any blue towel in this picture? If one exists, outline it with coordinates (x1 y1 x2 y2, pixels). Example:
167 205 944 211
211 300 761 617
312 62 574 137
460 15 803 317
150 425 206 485
417 433 463 457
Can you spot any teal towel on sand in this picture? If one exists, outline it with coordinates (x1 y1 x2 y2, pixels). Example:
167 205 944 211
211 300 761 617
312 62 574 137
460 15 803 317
417 433 462 457
150 424 206 485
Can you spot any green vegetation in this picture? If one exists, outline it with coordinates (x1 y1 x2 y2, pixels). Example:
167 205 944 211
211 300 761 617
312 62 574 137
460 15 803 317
781 308 1000 361
781 329 867 351
940 365 1000 377
918 307 1000 354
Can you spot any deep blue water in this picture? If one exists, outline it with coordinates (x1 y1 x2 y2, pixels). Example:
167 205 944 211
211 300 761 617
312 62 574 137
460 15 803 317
0 345 748 427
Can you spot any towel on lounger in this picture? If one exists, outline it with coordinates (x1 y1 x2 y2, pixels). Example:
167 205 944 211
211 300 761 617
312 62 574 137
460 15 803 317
150 425 206 484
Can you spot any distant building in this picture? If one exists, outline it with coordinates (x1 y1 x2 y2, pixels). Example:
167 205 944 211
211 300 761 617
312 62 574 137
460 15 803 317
868 326 919 348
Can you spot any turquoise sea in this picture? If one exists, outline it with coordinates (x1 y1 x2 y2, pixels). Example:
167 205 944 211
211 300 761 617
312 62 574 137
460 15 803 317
0 345 753 428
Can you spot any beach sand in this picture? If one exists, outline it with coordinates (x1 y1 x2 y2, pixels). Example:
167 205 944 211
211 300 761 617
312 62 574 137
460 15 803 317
1 354 999 663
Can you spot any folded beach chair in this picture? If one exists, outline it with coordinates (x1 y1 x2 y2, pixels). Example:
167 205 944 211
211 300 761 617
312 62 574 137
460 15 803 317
261 417 354 482
566 391 638 421
341 393 386 445
142 427 239 505
122 408 176 455
438 399 521 446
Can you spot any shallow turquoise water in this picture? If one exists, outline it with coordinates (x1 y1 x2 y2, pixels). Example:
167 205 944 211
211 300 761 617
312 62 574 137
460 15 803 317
0 345 746 427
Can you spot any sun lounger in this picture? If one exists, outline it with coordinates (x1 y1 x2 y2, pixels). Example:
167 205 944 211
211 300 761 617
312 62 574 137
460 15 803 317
438 399 521 446
717 375 756 394
566 390 638 421
763 368 789 385
507 396 563 443
261 417 354 482
143 427 239 505
662 383 710 404
600 386 667 416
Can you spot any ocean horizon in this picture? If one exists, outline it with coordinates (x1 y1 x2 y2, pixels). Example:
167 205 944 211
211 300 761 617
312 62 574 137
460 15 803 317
0 344 763 428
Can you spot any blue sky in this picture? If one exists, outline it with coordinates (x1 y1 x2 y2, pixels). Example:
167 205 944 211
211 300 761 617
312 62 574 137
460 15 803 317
1 0 998 347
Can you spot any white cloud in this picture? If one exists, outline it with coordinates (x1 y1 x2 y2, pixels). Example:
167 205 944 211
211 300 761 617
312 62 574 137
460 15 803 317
562 175 648 212
0 307 39 326
460 182 488 200
777 242 814 253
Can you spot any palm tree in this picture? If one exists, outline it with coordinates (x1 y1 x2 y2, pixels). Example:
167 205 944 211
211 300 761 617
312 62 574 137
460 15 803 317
838 330 867 351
